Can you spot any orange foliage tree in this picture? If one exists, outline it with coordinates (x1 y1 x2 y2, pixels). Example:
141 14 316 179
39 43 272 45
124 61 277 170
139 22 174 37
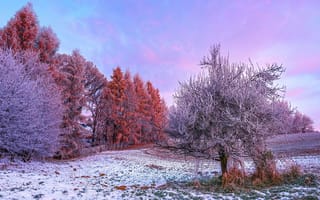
50 51 86 158
1 3 39 52
107 67 129 146
146 81 167 143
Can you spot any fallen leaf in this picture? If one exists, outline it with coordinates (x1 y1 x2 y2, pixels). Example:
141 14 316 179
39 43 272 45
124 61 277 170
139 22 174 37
115 185 127 190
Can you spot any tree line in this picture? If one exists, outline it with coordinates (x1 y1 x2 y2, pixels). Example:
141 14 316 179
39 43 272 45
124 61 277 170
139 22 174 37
0 3 167 159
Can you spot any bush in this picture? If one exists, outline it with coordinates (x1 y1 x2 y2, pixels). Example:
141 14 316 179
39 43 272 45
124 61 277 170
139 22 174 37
252 151 282 186
282 164 301 183
222 167 246 190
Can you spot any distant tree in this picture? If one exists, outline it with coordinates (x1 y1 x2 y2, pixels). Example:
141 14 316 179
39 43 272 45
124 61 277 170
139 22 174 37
291 111 314 133
1 3 39 52
51 51 86 158
169 45 285 176
271 100 294 134
0 49 62 159
36 26 59 63
301 114 314 133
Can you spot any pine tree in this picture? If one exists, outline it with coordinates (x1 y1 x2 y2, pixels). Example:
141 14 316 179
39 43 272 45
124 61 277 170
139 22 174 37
1 3 39 52
83 61 107 145
133 75 150 143
146 81 167 142
36 26 59 63
123 71 139 144
108 67 129 147
51 50 86 158
94 85 113 145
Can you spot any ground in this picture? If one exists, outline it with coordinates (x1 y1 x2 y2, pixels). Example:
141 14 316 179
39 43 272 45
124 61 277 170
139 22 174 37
0 132 319 200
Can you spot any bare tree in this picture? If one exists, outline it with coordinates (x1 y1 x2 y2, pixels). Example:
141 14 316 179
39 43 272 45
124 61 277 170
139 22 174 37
169 45 285 175
0 49 62 159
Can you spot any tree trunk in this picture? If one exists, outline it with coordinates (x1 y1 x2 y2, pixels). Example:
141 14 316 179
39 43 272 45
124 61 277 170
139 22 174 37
219 148 228 175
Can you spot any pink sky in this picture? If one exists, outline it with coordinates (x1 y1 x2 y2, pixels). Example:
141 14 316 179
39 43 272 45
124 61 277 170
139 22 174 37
1 0 320 130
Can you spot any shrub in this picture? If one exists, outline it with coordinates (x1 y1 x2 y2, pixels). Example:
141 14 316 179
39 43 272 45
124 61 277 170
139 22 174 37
222 166 246 189
252 151 282 186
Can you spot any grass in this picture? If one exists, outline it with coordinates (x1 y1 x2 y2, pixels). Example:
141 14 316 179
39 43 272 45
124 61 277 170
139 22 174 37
164 165 320 199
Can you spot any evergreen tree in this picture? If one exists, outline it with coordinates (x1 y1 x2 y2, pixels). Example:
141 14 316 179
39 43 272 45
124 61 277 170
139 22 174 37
83 61 107 145
108 67 129 146
51 50 86 158
1 3 39 52
36 26 59 63
123 71 139 144
146 81 167 142
133 75 150 143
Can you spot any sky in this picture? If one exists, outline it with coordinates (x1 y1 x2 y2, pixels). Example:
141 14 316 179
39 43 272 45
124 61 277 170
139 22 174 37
1 0 320 130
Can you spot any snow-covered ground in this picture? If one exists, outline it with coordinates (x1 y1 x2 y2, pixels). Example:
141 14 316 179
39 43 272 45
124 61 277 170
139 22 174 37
0 148 319 200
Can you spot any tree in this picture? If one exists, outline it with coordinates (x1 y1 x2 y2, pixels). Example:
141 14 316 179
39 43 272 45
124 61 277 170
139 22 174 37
83 61 107 145
169 45 285 176
134 74 151 143
146 81 167 143
1 3 39 52
123 71 139 144
94 85 113 145
108 67 129 146
0 28 3 47
291 111 314 133
51 50 86 158
0 49 62 158
36 26 59 63
270 100 294 134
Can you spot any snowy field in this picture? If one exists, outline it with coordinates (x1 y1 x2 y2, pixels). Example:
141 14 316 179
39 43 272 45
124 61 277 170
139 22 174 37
0 145 320 200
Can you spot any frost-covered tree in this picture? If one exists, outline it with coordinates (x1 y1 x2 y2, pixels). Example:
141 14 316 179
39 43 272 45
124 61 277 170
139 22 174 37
123 71 139 144
0 49 62 158
134 74 151 143
83 61 107 144
270 100 294 134
146 81 167 143
36 26 59 63
108 67 129 145
291 111 314 133
51 51 86 158
1 3 39 52
169 45 285 175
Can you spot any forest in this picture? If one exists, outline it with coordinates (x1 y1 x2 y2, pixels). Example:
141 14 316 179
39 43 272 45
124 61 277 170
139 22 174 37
0 4 167 160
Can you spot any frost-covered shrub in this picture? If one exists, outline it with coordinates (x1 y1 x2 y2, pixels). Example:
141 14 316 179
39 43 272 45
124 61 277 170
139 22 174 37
0 49 62 158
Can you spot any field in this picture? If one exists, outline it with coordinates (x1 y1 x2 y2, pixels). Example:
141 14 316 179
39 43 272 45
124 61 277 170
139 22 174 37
0 132 319 200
